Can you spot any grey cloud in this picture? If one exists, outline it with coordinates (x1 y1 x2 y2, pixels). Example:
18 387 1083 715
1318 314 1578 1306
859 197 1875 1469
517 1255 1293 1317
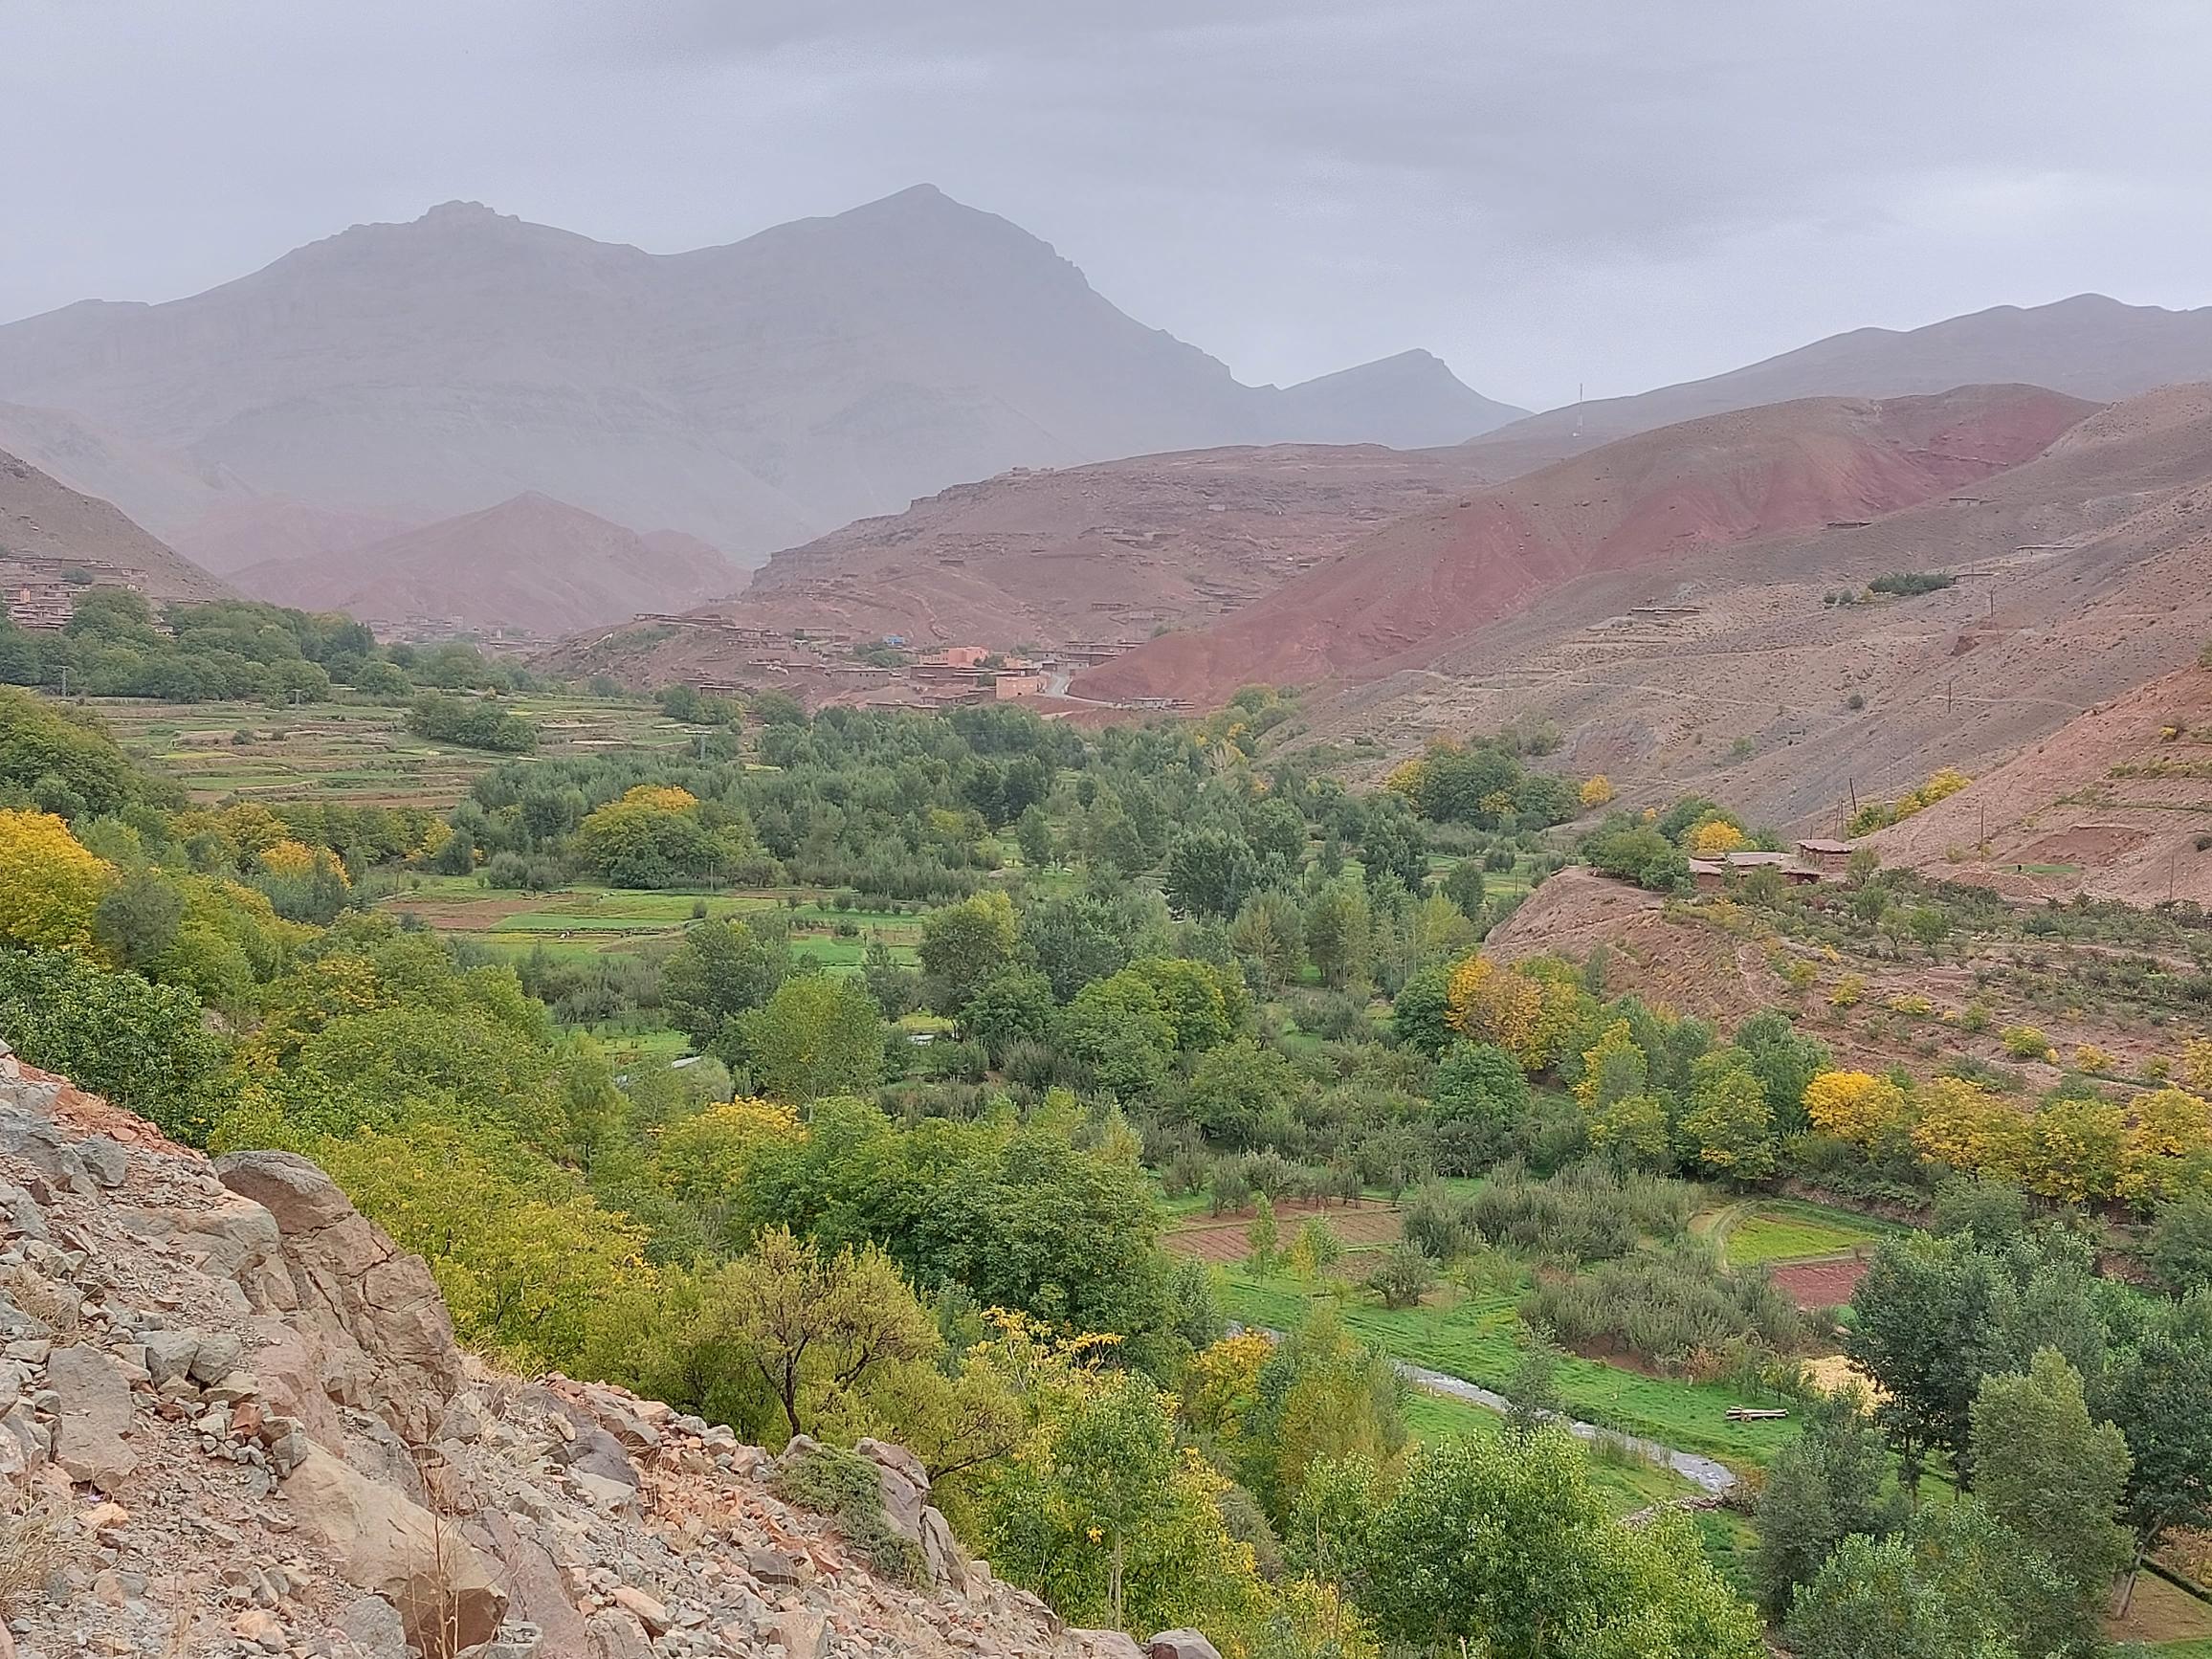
4 0 2211 408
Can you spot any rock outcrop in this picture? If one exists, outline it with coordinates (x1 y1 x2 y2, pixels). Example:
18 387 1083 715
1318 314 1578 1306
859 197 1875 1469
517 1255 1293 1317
0 1042 1199 1658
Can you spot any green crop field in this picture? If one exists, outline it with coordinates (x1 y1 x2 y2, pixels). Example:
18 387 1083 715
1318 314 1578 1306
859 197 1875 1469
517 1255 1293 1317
381 876 923 973
1723 1200 1902 1266
1222 1269 1802 1469
93 693 697 807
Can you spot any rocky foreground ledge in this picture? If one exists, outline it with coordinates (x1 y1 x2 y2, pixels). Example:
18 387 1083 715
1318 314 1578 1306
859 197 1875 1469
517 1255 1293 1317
0 1044 1216 1659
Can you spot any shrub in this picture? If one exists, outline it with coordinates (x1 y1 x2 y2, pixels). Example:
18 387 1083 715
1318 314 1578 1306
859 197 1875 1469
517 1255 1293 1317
1367 1242 1438 1309
2001 1025 2056 1062
1869 571 1956 597
1519 1242 1809 1371
0 949 228 1142
770 1444 923 1583
1468 1162 1693 1263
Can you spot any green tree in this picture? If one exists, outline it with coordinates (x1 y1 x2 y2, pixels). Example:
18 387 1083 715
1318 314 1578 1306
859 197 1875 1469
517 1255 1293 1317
1846 1237 2018 1493
1441 858 1486 920
1388 963 1453 1057
1356 1430 1760 1658
918 890 1019 1012
1303 875 1372 990
1058 970 1176 1097
1679 1047 1777 1181
1735 1008 1830 1135
959 967 1055 1064
1229 890 1306 994
1014 804 1053 869
1165 825 1257 918
708 1226 938 1441
1969 1347 2132 1637
0 948 228 1140
659 915 794 1049
1786 1499 2070 1659
1365 1242 1435 1310
1247 1195 1281 1272
90 868 185 971
2149 1191 2212 1294
1752 1388 1901 1617
2106 1325 2212 1613
738 976 882 1102
1187 1037 1300 1147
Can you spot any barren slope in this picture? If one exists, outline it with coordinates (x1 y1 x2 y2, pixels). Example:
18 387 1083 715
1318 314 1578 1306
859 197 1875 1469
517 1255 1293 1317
1284 383 2212 832
0 189 1517 569
0 446 229 600
1080 386 2093 706
567 441 1508 675
1869 656 2212 906
236 493 738 635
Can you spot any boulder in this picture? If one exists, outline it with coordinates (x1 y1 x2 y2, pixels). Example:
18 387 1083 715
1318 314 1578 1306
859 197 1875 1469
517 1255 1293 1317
584 1610 653 1659
855 1436 930 1548
73 1136 129 1189
281 1447 506 1653
1145 1632 1224 1659
919 1505 965 1590
1070 1634 1147 1659
213 1150 359 1233
137 1327 201 1386
214 1150 462 1445
463 1512 590 1658
771 1609 829 1659
548 1425 638 1488
0 1183 46 1242
49 1343 137 1493
336 1595 410 1658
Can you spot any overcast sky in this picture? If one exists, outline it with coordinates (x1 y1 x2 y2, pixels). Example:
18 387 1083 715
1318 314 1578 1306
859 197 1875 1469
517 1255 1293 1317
8 0 2211 410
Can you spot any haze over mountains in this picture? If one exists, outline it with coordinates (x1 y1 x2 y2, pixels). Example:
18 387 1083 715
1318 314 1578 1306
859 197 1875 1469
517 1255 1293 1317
0 446 229 602
0 187 1522 574
237 494 740 636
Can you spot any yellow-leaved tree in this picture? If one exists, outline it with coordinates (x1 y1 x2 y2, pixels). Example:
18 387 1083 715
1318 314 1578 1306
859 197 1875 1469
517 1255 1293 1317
2117 1087 2212 1207
0 808 113 955
1579 775 1615 808
1909 1077 2028 1181
1803 1070 1911 1149
1688 819 1748 856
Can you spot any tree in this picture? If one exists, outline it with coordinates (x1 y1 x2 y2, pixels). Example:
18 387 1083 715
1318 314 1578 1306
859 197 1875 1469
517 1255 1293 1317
1388 964 1453 1057
1013 804 1053 869
1356 803 1428 895
1187 1038 1300 1147
1752 1388 1900 1616
2106 1326 2212 1613
2149 1191 2212 1293
0 689 139 816
2117 1086 2212 1206
1440 858 1486 920
738 976 882 1102
1500 1328 1564 1439
1365 1242 1436 1310
1247 1195 1281 1272
1059 971 1176 1097
0 808 112 954
1165 825 1256 918
1846 1237 2018 1493
1803 1069 1910 1150
659 916 794 1048
1230 889 1306 994
1356 1431 1760 1659
1786 1499 2071 1659
1302 875 1371 990
1969 1347 2132 1637
1735 1009 1830 1134
0 949 227 1142
1679 1048 1777 1181
918 890 1019 1012
959 967 1056 1064
90 867 185 972
710 1227 937 1441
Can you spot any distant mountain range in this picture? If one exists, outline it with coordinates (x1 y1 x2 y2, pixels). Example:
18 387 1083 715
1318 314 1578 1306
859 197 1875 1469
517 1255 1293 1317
1478 292 2212 453
236 494 741 636
0 188 1523 569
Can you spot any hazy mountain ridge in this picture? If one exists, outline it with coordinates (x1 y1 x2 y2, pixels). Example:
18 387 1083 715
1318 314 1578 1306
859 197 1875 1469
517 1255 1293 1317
0 188 1522 568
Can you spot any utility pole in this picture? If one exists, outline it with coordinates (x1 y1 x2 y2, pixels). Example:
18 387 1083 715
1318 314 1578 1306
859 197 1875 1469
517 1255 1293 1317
58 666 68 698
1946 679 1955 714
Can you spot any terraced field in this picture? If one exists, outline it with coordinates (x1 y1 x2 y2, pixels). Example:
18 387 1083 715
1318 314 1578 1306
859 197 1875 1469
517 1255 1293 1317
93 694 697 806
380 875 923 973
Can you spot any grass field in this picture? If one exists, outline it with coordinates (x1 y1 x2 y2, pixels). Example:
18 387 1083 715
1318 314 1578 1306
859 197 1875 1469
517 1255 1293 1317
1721 1200 1903 1267
1221 1269 1803 1469
1398 1391 1698 1517
380 875 924 973
94 693 698 807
